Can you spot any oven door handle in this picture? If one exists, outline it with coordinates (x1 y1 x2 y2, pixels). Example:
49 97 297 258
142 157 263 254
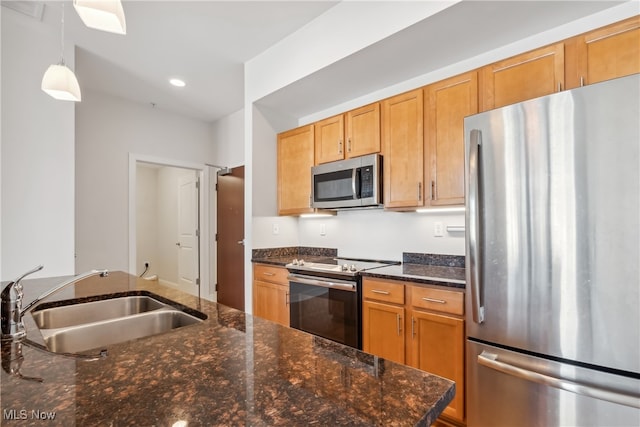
288 274 356 292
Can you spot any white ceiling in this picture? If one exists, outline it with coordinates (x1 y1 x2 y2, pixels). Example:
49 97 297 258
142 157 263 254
28 1 630 124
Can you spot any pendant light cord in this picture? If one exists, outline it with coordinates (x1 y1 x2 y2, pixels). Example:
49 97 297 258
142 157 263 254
60 3 65 66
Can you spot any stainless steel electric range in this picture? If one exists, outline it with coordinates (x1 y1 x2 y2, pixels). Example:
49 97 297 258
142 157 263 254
285 257 399 349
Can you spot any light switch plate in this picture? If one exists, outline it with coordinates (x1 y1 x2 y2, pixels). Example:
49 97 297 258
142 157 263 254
434 222 444 237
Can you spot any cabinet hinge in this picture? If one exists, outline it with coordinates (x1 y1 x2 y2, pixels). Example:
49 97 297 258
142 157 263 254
215 233 218 241
196 229 200 237
196 278 200 285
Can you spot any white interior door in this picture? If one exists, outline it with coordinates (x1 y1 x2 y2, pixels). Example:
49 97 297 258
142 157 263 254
177 173 199 295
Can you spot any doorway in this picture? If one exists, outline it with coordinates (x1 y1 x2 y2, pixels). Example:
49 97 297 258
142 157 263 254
135 162 201 296
216 166 245 310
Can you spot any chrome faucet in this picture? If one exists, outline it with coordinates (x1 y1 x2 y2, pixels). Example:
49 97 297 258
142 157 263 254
1 265 108 341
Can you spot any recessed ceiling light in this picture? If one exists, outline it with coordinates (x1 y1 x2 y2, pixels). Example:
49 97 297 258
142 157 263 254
169 78 186 88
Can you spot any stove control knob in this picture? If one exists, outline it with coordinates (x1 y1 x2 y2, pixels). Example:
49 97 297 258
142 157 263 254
342 264 349 271
299 259 305 266
292 259 299 265
349 264 357 272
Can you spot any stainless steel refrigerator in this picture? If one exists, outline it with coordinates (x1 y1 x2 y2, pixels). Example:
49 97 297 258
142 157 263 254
464 74 640 427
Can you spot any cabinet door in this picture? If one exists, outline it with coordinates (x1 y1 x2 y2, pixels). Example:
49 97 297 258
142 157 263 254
570 16 640 87
345 102 381 158
411 310 465 422
277 125 314 215
315 114 344 165
253 280 289 326
425 71 478 206
362 300 405 364
382 89 424 208
481 43 565 111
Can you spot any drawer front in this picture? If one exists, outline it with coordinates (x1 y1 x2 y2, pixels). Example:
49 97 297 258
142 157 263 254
253 264 289 285
411 286 464 316
363 278 405 304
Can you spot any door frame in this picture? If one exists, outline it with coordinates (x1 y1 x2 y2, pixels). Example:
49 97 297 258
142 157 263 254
128 153 211 300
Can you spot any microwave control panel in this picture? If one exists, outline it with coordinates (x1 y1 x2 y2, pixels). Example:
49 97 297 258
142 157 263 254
359 166 374 198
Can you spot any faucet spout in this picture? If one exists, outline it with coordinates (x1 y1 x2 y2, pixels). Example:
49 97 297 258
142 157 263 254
1 267 108 341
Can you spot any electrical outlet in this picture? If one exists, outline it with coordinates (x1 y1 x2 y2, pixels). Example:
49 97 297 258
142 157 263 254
434 222 444 237
272 223 279 235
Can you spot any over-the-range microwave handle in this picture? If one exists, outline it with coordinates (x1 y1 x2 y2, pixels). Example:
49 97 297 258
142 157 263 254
478 351 640 409
468 129 485 324
351 167 358 199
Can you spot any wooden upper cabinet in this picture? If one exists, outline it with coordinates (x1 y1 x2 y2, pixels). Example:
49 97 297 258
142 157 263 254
382 89 424 209
481 43 565 111
345 102 381 158
314 114 344 165
277 125 314 215
425 71 478 206
567 15 640 88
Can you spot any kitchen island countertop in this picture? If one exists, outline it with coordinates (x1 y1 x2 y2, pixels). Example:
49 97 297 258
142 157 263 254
1 271 454 426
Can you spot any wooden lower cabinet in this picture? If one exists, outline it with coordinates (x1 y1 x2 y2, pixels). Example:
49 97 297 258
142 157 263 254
410 310 465 423
361 277 466 424
252 264 289 326
362 300 405 364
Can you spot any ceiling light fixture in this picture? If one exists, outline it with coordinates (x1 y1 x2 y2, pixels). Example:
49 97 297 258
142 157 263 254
73 0 126 35
41 4 81 102
169 78 186 88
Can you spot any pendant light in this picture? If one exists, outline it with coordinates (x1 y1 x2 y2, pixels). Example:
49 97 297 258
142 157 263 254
41 4 81 102
73 0 126 35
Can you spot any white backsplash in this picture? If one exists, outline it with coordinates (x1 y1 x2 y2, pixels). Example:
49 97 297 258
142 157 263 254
253 209 465 261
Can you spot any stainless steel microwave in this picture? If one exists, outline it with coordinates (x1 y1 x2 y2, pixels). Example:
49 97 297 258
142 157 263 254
311 154 382 209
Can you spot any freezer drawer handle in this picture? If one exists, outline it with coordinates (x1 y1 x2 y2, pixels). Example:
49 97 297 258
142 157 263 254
478 351 640 409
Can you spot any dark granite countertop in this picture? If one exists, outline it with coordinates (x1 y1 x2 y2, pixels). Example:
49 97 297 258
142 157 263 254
251 246 338 267
361 264 466 289
1 271 454 426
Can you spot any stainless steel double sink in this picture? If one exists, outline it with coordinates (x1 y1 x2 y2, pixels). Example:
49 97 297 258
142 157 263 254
31 294 206 354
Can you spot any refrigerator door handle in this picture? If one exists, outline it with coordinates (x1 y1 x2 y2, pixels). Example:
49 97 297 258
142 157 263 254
468 129 485 323
478 351 640 409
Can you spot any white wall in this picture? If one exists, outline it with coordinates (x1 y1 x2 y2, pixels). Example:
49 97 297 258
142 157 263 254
299 210 465 260
75 89 212 274
210 108 244 168
135 164 158 276
1 7 76 280
246 1 459 103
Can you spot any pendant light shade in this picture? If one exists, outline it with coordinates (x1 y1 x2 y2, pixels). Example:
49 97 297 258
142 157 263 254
41 63 82 102
73 0 126 35
42 3 82 102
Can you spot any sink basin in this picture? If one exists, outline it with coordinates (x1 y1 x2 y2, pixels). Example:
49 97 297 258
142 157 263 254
30 293 206 354
32 296 170 329
40 310 202 354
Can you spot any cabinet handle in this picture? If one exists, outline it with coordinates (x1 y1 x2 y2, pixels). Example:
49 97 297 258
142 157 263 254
422 297 447 304
396 314 402 336
262 272 275 276
338 139 343 154
557 82 562 92
417 182 422 201
348 138 352 152
430 181 435 201
580 76 585 87
371 289 390 295
411 316 416 338
285 292 290 306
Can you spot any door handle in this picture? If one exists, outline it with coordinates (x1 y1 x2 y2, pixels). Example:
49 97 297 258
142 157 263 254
237 239 245 245
175 242 181 247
